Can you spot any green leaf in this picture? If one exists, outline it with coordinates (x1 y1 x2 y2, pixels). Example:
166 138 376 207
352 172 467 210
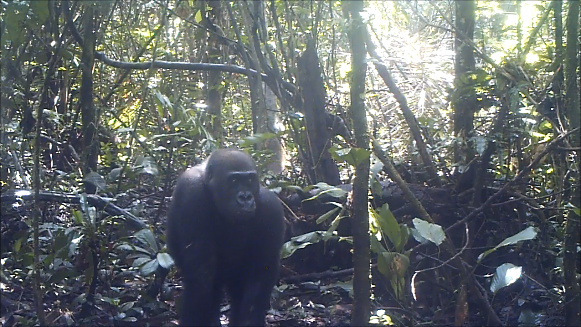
478 226 538 261
373 204 401 250
53 230 70 259
323 213 345 241
370 236 387 254
48 268 77 284
377 251 409 279
157 252 175 269
133 228 159 253
329 146 370 166
139 258 159 276
194 10 203 23
370 178 383 198
132 256 152 268
119 301 135 312
316 207 341 224
116 243 152 256
390 275 406 301
412 218 445 246
72 210 84 225
280 231 326 259
303 182 348 201
490 263 522 293
397 225 410 253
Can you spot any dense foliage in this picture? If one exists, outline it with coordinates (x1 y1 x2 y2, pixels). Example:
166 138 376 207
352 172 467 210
1 1 579 326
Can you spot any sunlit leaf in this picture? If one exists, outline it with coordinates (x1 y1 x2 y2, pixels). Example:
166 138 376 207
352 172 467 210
157 252 175 269
194 10 203 23
412 218 445 246
490 263 522 293
373 204 401 250
280 231 326 259
478 226 538 261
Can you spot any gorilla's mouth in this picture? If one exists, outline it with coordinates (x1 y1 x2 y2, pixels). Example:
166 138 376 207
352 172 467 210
237 206 256 217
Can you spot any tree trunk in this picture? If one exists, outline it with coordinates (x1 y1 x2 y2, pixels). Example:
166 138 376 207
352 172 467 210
344 1 370 325
452 0 477 167
297 42 341 185
263 83 285 174
563 1 580 325
80 3 98 194
206 0 224 147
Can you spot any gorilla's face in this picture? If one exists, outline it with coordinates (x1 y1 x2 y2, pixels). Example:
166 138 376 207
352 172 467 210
205 150 260 219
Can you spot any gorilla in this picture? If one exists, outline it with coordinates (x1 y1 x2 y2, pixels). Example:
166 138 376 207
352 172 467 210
166 149 285 326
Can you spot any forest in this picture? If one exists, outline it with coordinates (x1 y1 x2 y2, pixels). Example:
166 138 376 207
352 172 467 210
1 0 580 326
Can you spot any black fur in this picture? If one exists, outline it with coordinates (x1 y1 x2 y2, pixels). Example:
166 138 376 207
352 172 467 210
166 149 285 326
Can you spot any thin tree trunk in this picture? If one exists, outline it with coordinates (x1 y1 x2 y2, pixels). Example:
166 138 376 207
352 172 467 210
80 3 98 193
452 0 476 166
344 1 370 325
563 1 580 325
206 0 224 147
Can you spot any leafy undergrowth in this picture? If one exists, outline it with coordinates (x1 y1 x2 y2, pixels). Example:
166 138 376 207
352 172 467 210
0 185 569 326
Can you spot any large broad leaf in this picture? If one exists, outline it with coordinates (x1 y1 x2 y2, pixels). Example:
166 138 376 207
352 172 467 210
48 267 77 284
116 243 152 256
397 225 410 253
478 226 538 261
304 182 348 201
372 204 401 250
370 236 387 255
377 251 410 301
490 263 522 293
412 218 445 246
280 231 326 259
139 258 159 277
377 251 410 279
157 252 175 269
329 146 371 167
133 228 159 253
132 256 152 268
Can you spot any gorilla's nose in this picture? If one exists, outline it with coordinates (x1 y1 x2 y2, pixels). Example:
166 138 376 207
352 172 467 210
237 191 256 210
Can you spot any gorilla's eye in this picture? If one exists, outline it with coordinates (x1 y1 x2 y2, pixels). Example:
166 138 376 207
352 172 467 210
229 176 238 184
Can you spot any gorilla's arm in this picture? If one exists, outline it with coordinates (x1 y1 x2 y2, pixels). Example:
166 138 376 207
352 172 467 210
166 167 222 326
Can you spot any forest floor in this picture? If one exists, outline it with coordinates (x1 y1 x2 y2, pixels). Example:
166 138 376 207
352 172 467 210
0 183 569 326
